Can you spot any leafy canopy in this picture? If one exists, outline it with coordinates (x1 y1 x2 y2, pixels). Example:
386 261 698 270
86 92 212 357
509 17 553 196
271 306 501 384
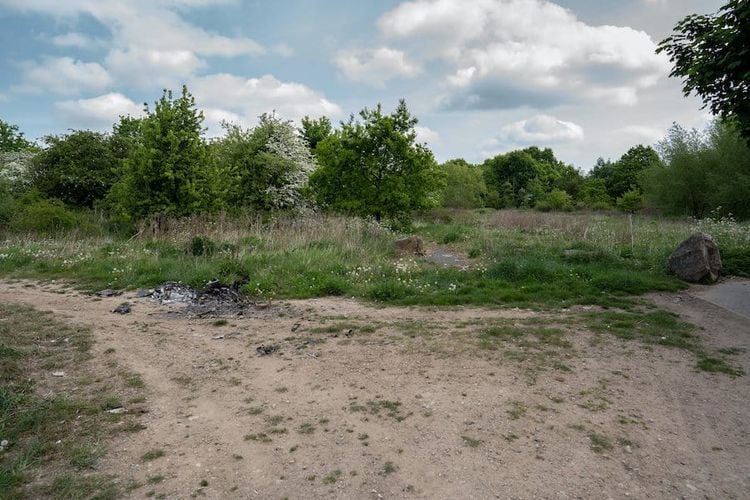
310 100 443 221
109 86 208 219
658 0 750 142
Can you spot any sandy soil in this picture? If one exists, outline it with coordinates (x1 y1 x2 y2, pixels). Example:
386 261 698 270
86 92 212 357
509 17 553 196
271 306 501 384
1 280 748 499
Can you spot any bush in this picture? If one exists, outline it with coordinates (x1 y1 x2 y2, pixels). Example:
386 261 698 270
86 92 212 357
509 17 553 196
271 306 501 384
536 189 572 212
13 198 76 233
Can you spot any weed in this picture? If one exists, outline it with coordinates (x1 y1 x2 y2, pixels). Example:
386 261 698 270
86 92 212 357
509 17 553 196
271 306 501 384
382 462 398 475
244 433 272 443
507 401 527 420
297 423 316 434
323 470 342 484
588 432 613 453
212 319 228 327
141 449 165 461
148 475 165 484
461 436 482 448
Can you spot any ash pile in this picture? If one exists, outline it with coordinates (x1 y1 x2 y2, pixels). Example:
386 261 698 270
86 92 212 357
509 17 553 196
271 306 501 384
145 278 270 318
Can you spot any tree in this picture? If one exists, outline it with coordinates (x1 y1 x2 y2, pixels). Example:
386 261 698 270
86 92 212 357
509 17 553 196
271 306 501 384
30 131 116 208
440 159 487 209
109 86 209 219
310 100 443 221
0 119 34 152
643 120 750 219
212 114 315 211
607 145 660 199
300 116 332 152
657 0 750 143
483 150 538 208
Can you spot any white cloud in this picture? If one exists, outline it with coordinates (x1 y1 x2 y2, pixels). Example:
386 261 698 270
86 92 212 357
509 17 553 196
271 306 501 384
3 0 265 57
105 48 205 89
17 57 113 95
414 125 439 145
612 124 664 143
499 114 584 144
189 73 342 132
49 32 101 49
373 0 670 110
335 47 421 87
56 93 145 129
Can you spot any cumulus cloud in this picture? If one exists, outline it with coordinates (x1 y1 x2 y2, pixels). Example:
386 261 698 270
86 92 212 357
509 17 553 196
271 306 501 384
17 57 113 95
56 93 145 129
335 47 421 87
105 48 205 89
3 0 265 57
499 114 584 144
373 0 670 110
414 125 439 145
189 73 342 133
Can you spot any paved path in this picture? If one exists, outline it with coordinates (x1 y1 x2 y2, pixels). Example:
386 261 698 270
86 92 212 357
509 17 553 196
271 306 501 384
691 279 750 320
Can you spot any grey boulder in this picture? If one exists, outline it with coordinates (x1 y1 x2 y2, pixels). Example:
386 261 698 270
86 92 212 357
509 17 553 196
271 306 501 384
668 233 722 283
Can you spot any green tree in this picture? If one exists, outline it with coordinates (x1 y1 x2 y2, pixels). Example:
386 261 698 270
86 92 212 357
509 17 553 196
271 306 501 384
440 159 487 209
483 150 538 208
617 190 644 214
0 119 34 152
608 145 661 199
300 116 332 152
658 0 750 143
30 130 116 208
310 100 443 221
212 114 315 211
579 178 611 209
109 86 209 219
641 121 749 219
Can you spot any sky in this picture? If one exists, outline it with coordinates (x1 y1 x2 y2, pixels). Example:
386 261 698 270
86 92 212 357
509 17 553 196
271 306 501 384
0 0 725 170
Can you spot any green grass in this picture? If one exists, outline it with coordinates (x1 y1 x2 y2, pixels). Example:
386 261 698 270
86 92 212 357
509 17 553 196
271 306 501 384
5 209 744 309
0 303 127 498
141 449 165 461
583 309 744 376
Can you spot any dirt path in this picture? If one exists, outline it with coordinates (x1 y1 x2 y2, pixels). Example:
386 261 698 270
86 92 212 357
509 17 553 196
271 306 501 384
1 280 748 499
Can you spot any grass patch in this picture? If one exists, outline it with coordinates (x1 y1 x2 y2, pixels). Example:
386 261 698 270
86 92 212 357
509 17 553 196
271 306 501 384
0 303 130 497
583 309 744 376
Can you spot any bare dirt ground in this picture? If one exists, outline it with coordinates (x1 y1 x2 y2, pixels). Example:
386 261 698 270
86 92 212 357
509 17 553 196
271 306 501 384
1 279 748 499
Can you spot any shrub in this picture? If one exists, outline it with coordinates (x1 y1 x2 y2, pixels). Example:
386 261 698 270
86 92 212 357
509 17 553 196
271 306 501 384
536 189 572 212
13 198 76 233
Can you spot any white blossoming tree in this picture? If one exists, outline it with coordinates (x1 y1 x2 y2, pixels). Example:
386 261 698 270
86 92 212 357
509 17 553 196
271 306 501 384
213 114 315 211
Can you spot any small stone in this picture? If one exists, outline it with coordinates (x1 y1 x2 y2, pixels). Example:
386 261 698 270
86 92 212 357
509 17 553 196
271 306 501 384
112 302 132 314
1 440 8 447
52 371 65 377
107 407 126 414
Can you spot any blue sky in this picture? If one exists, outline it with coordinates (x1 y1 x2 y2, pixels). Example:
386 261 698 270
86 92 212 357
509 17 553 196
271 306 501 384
0 0 724 170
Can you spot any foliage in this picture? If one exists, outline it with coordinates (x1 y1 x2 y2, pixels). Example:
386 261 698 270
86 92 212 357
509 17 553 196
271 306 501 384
310 100 443 221
589 146 659 201
617 190 643 214
658 0 750 143
579 178 611 209
608 145 660 198
212 114 315 212
535 189 573 212
440 159 487 209
108 86 209 220
0 119 34 153
483 147 578 208
300 116 332 152
11 195 77 233
644 120 750 219
30 130 116 208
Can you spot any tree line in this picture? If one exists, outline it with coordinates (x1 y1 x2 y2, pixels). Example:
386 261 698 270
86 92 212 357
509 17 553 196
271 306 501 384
1 88 749 234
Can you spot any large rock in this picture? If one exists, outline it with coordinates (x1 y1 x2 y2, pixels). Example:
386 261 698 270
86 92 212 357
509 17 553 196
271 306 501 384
668 233 722 283
394 236 425 256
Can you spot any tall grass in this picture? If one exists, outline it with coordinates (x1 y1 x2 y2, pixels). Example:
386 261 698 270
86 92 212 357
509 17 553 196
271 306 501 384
0 210 747 306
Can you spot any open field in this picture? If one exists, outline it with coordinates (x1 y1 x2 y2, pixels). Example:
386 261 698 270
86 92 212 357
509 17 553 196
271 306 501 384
1 210 749 498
